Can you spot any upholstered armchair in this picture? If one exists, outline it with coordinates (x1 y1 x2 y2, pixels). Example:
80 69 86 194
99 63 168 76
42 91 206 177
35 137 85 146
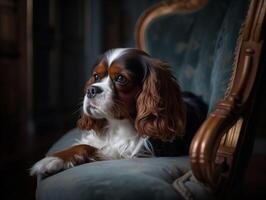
35 0 266 199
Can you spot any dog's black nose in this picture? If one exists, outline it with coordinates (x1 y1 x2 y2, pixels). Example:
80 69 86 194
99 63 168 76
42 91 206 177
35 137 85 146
87 86 103 98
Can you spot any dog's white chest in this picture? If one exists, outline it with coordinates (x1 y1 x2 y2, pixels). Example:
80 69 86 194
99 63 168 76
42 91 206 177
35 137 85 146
76 119 153 159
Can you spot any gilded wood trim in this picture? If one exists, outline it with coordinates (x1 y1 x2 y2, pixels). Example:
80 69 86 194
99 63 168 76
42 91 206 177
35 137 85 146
135 0 208 51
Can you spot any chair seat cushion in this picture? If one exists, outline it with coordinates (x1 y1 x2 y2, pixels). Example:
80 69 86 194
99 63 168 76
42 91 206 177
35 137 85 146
36 129 212 200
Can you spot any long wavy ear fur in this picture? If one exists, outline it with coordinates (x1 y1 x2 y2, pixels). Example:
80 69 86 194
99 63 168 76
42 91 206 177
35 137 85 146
77 114 106 134
135 58 186 141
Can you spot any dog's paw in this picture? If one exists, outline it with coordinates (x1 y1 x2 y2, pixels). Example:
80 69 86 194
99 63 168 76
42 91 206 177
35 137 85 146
30 156 65 176
30 145 98 176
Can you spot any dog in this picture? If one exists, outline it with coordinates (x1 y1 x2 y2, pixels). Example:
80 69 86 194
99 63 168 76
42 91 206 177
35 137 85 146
30 48 207 176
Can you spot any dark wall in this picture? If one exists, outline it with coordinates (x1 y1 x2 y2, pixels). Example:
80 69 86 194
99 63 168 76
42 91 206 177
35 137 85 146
0 0 30 140
32 0 161 134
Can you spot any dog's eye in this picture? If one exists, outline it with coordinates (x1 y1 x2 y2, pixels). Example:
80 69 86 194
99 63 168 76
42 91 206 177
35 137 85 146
94 74 100 81
115 75 128 85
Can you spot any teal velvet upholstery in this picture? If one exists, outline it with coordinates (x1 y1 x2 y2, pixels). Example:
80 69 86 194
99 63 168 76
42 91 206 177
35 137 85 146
145 0 249 112
36 0 251 199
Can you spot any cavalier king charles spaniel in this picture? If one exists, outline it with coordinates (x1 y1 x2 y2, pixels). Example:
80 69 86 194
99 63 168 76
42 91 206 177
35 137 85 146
31 48 207 176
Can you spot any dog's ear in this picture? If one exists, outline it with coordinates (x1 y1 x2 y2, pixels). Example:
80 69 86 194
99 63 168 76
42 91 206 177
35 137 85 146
77 114 106 133
135 58 186 141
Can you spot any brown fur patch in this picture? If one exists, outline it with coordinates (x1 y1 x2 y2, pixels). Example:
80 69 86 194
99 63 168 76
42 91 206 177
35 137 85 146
51 144 97 165
135 59 186 141
94 63 107 77
77 114 107 134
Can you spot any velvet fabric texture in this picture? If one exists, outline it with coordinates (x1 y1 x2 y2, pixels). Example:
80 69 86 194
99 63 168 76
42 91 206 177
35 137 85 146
37 129 199 200
145 0 249 112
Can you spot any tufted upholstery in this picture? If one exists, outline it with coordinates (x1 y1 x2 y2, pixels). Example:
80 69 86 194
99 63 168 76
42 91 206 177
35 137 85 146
144 0 249 112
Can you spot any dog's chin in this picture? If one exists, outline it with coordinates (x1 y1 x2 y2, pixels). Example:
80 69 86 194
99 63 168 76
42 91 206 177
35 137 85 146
84 105 107 119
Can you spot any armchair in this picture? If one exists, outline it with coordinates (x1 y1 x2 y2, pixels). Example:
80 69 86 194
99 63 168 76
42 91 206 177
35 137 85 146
35 0 266 199
136 0 265 196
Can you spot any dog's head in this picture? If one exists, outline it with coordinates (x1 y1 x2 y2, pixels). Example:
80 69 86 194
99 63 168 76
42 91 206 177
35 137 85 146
78 48 186 141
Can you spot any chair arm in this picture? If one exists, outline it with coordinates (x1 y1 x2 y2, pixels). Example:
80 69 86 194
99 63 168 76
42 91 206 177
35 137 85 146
189 38 263 190
189 96 241 189
191 0 265 190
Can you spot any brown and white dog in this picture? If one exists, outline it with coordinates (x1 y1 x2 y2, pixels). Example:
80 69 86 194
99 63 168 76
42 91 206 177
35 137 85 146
30 48 207 176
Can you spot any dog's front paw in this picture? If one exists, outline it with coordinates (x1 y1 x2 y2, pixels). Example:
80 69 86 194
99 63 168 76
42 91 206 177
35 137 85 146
30 145 98 176
30 156 64 176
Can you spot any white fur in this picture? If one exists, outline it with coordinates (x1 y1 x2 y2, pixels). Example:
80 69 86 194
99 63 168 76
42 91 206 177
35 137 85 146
83 77 114 118
31 48 155 176
75 119 154 159
106 48 129 66
30 119 154 176
30 155 91 176
30 157 64 176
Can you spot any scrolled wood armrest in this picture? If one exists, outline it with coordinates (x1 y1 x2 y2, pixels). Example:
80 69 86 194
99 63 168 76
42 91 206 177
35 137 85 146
189 96 241 189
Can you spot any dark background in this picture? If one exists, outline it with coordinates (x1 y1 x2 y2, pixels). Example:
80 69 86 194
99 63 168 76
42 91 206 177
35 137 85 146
0 0 161 199
32 0 161 135
0 0 265 199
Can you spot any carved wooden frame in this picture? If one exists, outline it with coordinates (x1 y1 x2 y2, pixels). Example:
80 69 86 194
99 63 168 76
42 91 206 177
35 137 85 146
135 0 266 193
135 0 208 51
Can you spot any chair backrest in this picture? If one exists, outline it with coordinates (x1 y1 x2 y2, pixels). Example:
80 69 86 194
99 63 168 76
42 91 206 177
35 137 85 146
135 0 266 197
135 0 250 112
